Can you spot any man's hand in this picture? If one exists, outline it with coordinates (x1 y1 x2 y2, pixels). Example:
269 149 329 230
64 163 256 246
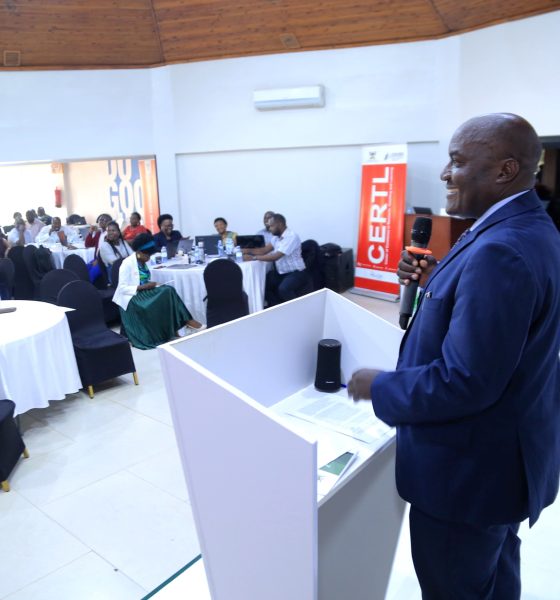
397 250 437 288
347 369 382 402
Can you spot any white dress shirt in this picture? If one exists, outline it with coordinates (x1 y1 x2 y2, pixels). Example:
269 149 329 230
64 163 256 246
271 228 306 274
35 225 81 245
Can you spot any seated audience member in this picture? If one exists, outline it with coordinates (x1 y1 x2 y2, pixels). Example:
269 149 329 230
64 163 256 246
113 233 202 349
122 212 149 242
37 206 53 225
85 213 111 251
153 214 183 250
35 216 80 247
243 213 310 306
8 218 33 247
214 217 237 247
25 210 45 242
256 210 275 245
98 221 132 274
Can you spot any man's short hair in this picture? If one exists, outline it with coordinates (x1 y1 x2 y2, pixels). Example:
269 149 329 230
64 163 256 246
157 213 173 229
271 213 286 227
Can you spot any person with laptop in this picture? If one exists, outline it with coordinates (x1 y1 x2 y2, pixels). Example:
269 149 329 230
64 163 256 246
243 213 310 306
153 214 184 250
213 217 237 247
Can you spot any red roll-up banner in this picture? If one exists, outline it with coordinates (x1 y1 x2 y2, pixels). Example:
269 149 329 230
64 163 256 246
352 144 407 301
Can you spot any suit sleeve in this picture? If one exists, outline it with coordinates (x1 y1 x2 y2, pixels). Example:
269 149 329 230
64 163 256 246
371 242 538 426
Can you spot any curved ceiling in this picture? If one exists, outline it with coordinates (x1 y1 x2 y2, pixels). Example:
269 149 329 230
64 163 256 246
1 0 559 70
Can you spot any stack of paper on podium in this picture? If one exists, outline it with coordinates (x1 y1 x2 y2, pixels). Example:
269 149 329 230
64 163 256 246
158 289 406 600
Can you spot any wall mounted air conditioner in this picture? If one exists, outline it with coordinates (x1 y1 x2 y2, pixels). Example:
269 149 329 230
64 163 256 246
253 85 325 111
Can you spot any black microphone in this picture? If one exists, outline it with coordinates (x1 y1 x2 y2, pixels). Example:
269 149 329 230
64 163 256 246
399 217 432 330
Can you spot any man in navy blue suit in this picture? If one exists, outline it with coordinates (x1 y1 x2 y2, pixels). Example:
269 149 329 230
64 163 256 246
349 113 560 599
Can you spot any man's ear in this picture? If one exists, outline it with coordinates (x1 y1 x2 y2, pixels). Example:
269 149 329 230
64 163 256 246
497 158 520 183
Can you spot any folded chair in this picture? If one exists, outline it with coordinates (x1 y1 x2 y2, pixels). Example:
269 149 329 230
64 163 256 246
57 280 138 398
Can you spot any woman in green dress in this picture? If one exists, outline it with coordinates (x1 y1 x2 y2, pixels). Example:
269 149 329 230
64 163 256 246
113 233 202 349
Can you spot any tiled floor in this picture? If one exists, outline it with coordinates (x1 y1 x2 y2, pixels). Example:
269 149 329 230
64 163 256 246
1 292 559 599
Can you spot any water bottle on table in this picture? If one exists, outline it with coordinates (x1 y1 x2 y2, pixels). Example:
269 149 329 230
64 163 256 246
225 237 234 256
217 239 224 257
161 245 168 263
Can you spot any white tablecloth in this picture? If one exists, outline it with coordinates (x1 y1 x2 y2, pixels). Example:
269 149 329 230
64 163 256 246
30 242 95 269
150 258 267 324
0 300 82 415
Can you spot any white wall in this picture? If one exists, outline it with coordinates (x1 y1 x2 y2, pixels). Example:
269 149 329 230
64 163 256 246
0 69 153 163
0 163 66 226
0 10 559 245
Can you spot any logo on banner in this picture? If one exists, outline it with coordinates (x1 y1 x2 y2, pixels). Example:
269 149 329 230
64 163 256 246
354 144 407 298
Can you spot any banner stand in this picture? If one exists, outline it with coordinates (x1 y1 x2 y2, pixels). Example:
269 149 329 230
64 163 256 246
352 144 407 302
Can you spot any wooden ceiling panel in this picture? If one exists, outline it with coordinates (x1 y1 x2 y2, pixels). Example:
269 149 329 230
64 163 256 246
433 0 560 31
0 0 559 69
0 0 162 67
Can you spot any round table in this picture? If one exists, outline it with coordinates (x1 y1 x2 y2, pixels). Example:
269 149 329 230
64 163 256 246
150 258 267 324
0 300 82 415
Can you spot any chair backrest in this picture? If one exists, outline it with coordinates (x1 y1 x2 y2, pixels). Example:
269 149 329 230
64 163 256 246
0 257 15 300
204 259 244 301
204 259 249 327
57 279 107 334
111 257 124 289
63 253 90 282
35 246 54 276
39 268 79 304
8 245 34 300
22 244 38 280
301 239 325 291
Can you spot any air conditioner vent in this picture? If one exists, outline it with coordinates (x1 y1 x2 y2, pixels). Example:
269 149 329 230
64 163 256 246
3 50 21 67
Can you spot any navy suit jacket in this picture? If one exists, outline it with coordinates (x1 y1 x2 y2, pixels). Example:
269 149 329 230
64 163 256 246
372 191 560 526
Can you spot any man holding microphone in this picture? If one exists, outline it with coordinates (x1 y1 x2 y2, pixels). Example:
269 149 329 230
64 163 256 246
348 113 560 599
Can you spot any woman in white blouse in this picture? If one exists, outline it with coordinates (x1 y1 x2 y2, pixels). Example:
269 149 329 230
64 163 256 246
98 221 132 279
113 233 202 349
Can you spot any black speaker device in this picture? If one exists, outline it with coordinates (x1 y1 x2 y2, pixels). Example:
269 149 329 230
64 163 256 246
314 339 342 392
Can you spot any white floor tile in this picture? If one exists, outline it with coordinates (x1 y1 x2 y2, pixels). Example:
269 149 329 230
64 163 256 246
4 552 145 600
127 447 190 503
10 413 177 506
0 491 88 597
41 470 200 591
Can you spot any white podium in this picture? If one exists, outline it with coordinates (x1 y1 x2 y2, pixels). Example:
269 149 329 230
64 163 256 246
158 289 406 600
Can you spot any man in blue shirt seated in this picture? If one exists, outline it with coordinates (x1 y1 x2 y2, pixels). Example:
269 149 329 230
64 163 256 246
243 213 310 306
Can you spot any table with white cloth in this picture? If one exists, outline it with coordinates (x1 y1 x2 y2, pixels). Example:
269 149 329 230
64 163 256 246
38 243 96 269
149 257 267 324
0 300 82 415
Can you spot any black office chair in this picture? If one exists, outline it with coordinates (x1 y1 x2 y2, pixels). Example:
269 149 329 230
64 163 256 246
64 254 119 324
39 269 79 304
0 257 15 300
8 246 34 300
57 280 137 398
301 239 325 292
204 259 249 328
0 400 29 492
